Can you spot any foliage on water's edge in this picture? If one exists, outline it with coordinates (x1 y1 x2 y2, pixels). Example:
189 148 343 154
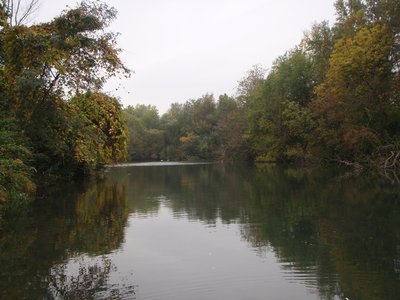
1 0 400 210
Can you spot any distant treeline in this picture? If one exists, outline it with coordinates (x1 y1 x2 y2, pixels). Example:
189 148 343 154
125 0 400 169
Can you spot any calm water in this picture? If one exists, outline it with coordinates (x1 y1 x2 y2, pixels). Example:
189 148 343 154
1 163 400 299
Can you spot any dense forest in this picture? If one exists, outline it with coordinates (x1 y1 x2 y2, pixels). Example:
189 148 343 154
1 0 400 208
124 0 400 169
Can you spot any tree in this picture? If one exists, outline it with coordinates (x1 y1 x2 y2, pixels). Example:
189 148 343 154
0 0 129 176
302 21 335 84
159 95 221 161
1 0 128 116
124 105 164 161
0 114 35 203
216 94 250 160
160 103 186 160
364 0 400 33
333 0 366 38
71 92 127 168
247 49 314 161
312 24 393 160
125 104 160 129
364 0 400 102
178 95 219 160
236 64 266 109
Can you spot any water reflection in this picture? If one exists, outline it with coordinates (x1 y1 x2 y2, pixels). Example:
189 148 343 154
0 178 131 299
107 163 400 299
47 255 135 299
1 163 399 299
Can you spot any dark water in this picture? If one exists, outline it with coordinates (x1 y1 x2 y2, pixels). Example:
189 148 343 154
1 163 400 300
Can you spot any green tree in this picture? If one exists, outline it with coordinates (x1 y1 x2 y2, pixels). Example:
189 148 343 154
302 21 335 84
248 49 314 161
124 105 164 161
216 94 250 160
178 94 219 160
160 103 187 160
0 114 35 204
334 0 366 38
236 64 265 109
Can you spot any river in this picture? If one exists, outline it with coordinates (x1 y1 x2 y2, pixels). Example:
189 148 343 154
1 163 399 299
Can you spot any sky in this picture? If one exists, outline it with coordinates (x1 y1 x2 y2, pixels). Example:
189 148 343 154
34 0 336 114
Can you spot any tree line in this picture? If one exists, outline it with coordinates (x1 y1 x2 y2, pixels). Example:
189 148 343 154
124 0 400 170
124 94 249 162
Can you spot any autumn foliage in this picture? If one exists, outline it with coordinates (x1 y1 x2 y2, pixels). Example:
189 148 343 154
0 1 129 204
124 1 400 168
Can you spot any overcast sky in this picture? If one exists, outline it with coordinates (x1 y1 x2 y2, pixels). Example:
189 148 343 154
35 0 336 114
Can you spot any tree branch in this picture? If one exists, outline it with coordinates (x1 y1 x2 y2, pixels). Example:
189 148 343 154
2 0 39 26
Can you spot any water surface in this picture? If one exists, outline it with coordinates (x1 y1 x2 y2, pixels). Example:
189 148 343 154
1 163 399 299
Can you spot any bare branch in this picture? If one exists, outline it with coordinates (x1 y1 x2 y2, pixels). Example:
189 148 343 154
1 0 39 26
17 0 39 25
14 0 20 25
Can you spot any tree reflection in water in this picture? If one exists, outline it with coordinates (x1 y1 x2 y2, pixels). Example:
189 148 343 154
1 163 400 299
240 164 400 300
108 163 400 300
47 255 135 299
0 177 133 299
